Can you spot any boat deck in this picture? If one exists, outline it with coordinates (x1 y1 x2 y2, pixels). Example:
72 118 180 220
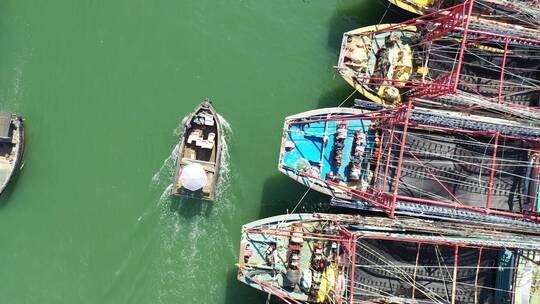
281 118 377 190
173 102 221 200
238 214 540 303
239 221 342 302
342 26 417 104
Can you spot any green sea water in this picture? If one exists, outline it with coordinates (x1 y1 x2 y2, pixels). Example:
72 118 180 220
0 1 411 303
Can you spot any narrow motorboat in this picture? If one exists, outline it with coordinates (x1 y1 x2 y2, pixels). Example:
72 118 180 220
0 112 24 196
337 2 540 122
171 100 222 201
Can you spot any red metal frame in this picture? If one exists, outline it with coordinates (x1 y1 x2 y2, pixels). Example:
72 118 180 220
338 0 540 111
242 219 523 302
283 104 540 223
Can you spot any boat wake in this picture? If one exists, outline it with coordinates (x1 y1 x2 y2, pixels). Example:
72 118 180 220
151 114 233 202
215 114 232 200
150 114 236 303
151 144 179 191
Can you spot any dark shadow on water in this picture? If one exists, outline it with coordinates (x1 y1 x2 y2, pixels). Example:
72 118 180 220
317 82 361 108
169 196 214 218
224 266 272 304
259 173 382 218
259 173 333 220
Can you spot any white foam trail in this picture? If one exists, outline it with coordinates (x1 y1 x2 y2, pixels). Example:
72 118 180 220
151 144 179 188
152 115 190 189
215 115 232 201
217 113 232 134
158 184 173 207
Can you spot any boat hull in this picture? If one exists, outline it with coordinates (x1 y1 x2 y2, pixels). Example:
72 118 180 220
337 17 540 121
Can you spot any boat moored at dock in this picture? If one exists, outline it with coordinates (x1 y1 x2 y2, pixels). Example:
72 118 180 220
337 2 540 122
0 112 24 196
238 213 540 303
171 100 222 201
388 0 540 33
278 104 540 229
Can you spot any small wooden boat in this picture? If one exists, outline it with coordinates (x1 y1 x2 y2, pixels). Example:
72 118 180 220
0 112 24 196
171 100 222 200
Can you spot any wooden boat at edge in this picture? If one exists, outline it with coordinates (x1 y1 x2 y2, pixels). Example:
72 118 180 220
238 213 540 303
0 112 24 196
171 100 222 201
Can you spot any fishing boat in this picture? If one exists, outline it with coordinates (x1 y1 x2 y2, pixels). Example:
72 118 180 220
388 0 540 33
337 2 540 122
278 104 540 230
0 112 24 196
238 213 540 304
171 100 222 200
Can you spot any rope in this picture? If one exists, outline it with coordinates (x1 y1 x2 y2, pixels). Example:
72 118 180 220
289 186 311 215
338 89 357 108
377 1 391 25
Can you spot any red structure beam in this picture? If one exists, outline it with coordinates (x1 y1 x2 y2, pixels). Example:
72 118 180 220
371 130 385 192
390 102 414 218
381 126 396 193
451 245 459 304
452 0 475 93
